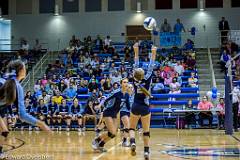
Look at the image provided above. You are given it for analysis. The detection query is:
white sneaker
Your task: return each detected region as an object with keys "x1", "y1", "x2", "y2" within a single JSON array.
[
  {"x1": 28, "y1": 126, "x2": 32, "y2": 131},
  {"x1": 92, "y1": 139, "x2": 99, "y2": 150},
  {"x1": 131, "y1": 143, "x2": 136, "y2": 156},
  {"x1": 122, "y1": 141, "x2": 130, "y2": 147},
  {"x1": 58, "y1": 126, "x2": 62, "y2": 131},
  {"x1": 82, "y1": 127, "x2": 86, "y2": 132},
  {"x1": 144, "y1": 152, "x2": 150, "y2": 160},
  {"x1": 66, "y1": 128, "x2": 70, "y2": 132},
  {"x1": 78, "y1": 128, "x2": 82, "y2": 132}
]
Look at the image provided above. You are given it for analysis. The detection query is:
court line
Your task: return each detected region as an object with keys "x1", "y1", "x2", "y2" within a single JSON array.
[
  {"x1": 231, "y1": 135, "x2": 240, "y2": 143},
  {"x1": 92, "y1": 142, "x2": 121, "y2": 160}
]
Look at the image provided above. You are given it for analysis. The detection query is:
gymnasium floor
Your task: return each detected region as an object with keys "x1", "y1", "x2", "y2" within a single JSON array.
[{"x1": 2, "y1": 129, "x2": 240, "y2": 160}]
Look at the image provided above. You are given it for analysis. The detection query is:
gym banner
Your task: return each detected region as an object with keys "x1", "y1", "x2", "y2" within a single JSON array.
[{"x1": 160, "y1": 32, "x2": 181, "y2": 47}]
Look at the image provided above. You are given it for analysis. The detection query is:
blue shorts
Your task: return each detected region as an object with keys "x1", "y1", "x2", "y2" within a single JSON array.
[
  {"x1": 103, "y1": 108, "x2": 118, "y2": 119},
  {"x1": 120, "y1": 111, "x2": 130, "y2": 118},
  {"x1": 131, "y1": 102, "x2": 150, "y2": 116}
]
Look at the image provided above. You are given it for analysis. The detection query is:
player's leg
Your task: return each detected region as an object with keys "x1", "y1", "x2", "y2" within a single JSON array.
[
  {"x1": 140, "y1": 113, "x2": 151, "y2": 160},
  {"x1": 121, "y1": 112, "x2": 130, "y2": 147},
  {"x1": 129, "y1": 113, "x2": 141, "y2": 156}
]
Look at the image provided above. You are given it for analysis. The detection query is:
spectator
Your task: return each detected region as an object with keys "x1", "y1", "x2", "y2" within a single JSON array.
[
  {"x1": 197, "y1": 96, "x2": 214, "y2": 127},
  {"x1": 52, "y1": 90, "x2": 64, "y2": 105},
  {"x1": 37, "y1": 99, "x2": 48, "y2": 122},
  {"x1": 169, "y1": 77, "x2": 181, "y2": 101},
  {"x1": 219, "y1": 17, "x2": 230, "y2": 44},
  {"x1": 38, "y1": 90, "x2": 51, "y2": 105},
  {"x1": 174, "y1": 18, "x2": 185, "y2": 33},
  {"x1": 64, "y1": 82, "x2": 77, "y2": 100},
  {"x1": 33, "y1": 39, "x2": 42, "y2": 52},
  {"x1": 175, "y1": 73, "x2": 182, "y2": 86},
  {"x1": 232, "y1": 86, "x2": 240, "y2": 132},
  {"x1": 71, "y1": 98, "x2": 84, "y2": 132},
  {"x1": 216, "y1": 98, "x2": 225, "y2": 129},
  {"x1": 88, "y1": 78, "x2": 99, "y2": 93},
  {"x1": 58, "y1": 99, "x2": 71, "y2": 131},
  {"x1": 21, "y1": 39, "x2": 29, "y2": 51},
  {"x1": 104, "y1": 35, "x2": 112, "y2": 48},
  {"x1": 164, "y1": 73, "x2": 172, "y2": 87},
  {"x1": 174, "y1": 61, "x2": 184, "y2": 75},
  {"x1": 160, "y1": 18, "x2": 172, "y2": 32},
  {"x1": 152, "y1": 78, "x2": 165, "y2": 93},
  {"x1": 185, "y1": 55, "x2": 196, "y2": 70},
  {"x1": 58, "y1": 79, "x2": 67, "y2": 93},
  {"x1": 184, "y1": 39, "x2": 194, "y2": 51},
  {"x1": 94, "y1": 35, "x2": 103, "y2": 50},
  {"x1": 220, "y1": 49, "x2": 231, "y2": 73},
  {"x1": 188, "y1": 72, "x2": 198, "y2": 88},
  {"x1": 83, "y1": 100, "x2": 98, "y2": 129}
]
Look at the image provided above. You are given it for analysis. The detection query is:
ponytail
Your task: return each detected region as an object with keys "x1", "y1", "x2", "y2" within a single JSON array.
[{"x1": 0, "y1": 79, "x2": 17, "y2": 105}]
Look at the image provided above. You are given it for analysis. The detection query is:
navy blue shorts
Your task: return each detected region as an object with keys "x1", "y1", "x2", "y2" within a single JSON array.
[
  {"x1": 131, "y1": 103, "x2": 150, "y2": 116},
  {"x1": 103, "y1": 108, "x2": 118, "y2": 118},
  {"x1": 120, "y1": 111, "x2": 130, "y2": 118}
]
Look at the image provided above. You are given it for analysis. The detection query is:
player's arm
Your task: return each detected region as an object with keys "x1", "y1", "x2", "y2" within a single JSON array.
[
  {"x1": 145, "y1": 45, "x2": 157, "y2": 80},
  {"x1": 133, "y1": 42, "x2": 139, "y2": 68}
]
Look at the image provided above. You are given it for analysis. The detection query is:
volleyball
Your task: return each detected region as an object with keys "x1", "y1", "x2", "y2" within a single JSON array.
[{"x1": 143, "y1": 17, "x2": 157, "y2": 31}]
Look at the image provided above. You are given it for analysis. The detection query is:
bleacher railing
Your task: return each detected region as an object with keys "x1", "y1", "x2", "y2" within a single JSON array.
[{"x1": 208, "y1": 48, "x2": 217, "y2": 89}]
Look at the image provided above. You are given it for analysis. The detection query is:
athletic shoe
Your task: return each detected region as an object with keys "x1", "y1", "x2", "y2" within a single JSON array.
[
  {"x1": 78, "y1": 128, "x2": 82, "y2": 132},
  {"x1": 66, "y1": 127, "x2": 70, "y2": 132},
  {"x1": 82, "y1": 127, "x2": 86, "y2": 132},
  {"x1": 144, "y1": 152, "x2": 150, "y2": 160},
  {"x1": 130, "y1": 143, "x2": 136, "y2": 156},
  {"x1": 122, "y1": 141, "x2": 130, "y2": 147},
  {"x1": 98, "y1": 147, "x2": 107, "y2": 153},
  {"x1": 58, "y1": 126, "x2": 62, "y2": 131},
  {"x1": 28, "y1": 126, "x2": 32, "y2": 131},
  {"x1": 92, "y1": 139, "x2": 99, "y2": 150}
]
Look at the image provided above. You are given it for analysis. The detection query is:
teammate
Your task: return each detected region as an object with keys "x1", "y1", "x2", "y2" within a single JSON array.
[{"x1": 92, "y1": 78, "x2": 130, "y2": 152}]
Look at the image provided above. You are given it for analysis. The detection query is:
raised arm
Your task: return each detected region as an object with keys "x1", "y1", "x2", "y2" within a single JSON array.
[
  {"x1": 145, "y1": 45, "x2": 157, "y2": 80},
  {"x1": 133, "y1": 42, "x2": 139, "y2": 68}
]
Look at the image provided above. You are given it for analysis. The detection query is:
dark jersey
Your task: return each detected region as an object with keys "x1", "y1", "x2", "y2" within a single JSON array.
[
  {"x1": 48, "y1": 103, "x2": 58, "y2": 114},
  {"x1": 37, "y1": 105, "x2": 48, "y2": 115},
  {"x1": 59, "y1": 105, "x2": 70, "y2": 113},
  {"x1": 71, "y1": 105, "x2": 82, "y2": 114}
]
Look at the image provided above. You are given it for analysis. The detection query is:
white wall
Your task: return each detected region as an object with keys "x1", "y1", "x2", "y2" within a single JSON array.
[{"x1": 4, "y1": 0, "x2": 240, "y2": 51}]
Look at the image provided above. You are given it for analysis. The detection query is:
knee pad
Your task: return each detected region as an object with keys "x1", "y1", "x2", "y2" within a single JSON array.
[
  {"x1": 123, "y1": 128, "x2": 129, "y2": 133},
  {"x1": 143, "y1": 132, "x2": 150, "y2": 137},
  {"x1": 1, "y1": 131, "x2": 9, "y2": 138},
  {"x1": 107, "y1": 131, "x2": 116, "y2": 139},
  {"x1": 129, "y1": 128, "x2": 135, "y2": 132}
]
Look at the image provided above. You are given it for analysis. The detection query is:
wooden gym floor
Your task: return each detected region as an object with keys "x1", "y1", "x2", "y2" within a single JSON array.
[{"x1": 2, "y1": 129, "x2": 240, "y2": 160}]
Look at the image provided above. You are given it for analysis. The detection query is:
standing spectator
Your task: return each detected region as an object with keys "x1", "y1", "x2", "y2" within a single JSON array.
[
  {"x1": 174, "y1": 19, "x2": 185, "y2": 33},
  {"x1": 219, "y1": 17, "x2": 230, "y2": 44},
  {"x1": 88, "y1": 78, "x2": 99, "y2": 92},
  {"x1": 104, "y1": 35, "x2": 112, "y2": 48},
  {"x1": 232, "y1": 86, "x2": 240, "y2": 132},
  {"x1": 220, "y1": 49, "x2": 231, "y2": 73},
  {"x1": 216, "y1": 98, "x2": 225, "y2": 129},
  {"x1": 160, "y1": 18, "x2": 172, "y2": 32}
]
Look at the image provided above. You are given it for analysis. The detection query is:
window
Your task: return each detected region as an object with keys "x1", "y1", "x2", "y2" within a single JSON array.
[
  {"x1": 0, "y1": 0, "x2": 8, "y2": 15},
  {"x1": 39, "y1": 0, "x2": 55, "y2": 13},
  {"x1": 63, "y1": 0, "x2": 79, "y2": 12},
  {"x1": 180, "y1": 0, "x2": 198, "y2": 9},
  {"x1": 232, "y1": 0, "x2": 240, "y2": 7},
  {"x1": 85, "y1": 0, "x2": 101, "y2": 12},
  {"x1": 16, "y1": 0, "x2": 32, "y2": 14},
  {"x1": 205, "y1": 0, "x2": 223, "y2": 8},
  {"x1": 155, "y1": 0, "x2": 172, "y2": 9},
  {"x1": 108, "y1": 0, "x2": 124, "y2": 11},
  {"x1": 131, "y1": 0, "x2": 148, "y2": 11}
]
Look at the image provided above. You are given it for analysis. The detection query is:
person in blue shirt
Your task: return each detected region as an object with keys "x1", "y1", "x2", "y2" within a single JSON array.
[
  {"x1": 70, "y1": 98, "x2": 84, "y2": 132},
  {"x1": 58, "y1": 99, "x2": 71, "y2": 131},
  {"x1": 129, "y1": 43, "x2": 156, "y2": 160},
  {"x1": 0, "y1": 60, "x2": 50, "y2": 154},
  {"x1": 92, "y1": 78, "x2": 130, "y2": 152},
  {"x1": 37, "y1": 99, "x2": 48, "y2": 122},
  {"x1": 47, "y1": 98, "x2": 59, "y2": 128},
  {"x1": 174, "y1": 18, "x2": 185, "y2": 33},
  {"x1": 64, "y1": 82, "x2": 77, "y2": 100}
]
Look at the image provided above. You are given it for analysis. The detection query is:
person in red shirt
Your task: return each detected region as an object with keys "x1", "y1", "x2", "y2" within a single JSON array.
[{"x1": 197, "y1": 96, "x2": 214, "y2": 127}]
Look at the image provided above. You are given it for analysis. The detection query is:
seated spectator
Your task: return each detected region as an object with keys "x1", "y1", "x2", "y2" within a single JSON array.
[
  {"x1": 88, "y1": 78, "x2": 99, "y2": 92},
  {"x1": 83, "y1": 100, "x2": 98, "y2": 129},
  {"x1": 174, "y1": 61, "x2": 185, "y2": 75},
  {"x1": 52, "y1": 90, "x2": 64, "y2": 105},
  {"x1": 64, "y1": 82, "x2": 77, "y2": 100},
  {"x1": 111, "y1": 71, "x2": 122, "y2": 84},
  {"x1": 34, "y1": 79, "x2": 42, "y2": 93},
  {"x1": 94, "y1": 35, "x2": 103, "y2": 50},
  {"x1": 188, "y1": 72, "x2": 198, "y2": 88},
  {"x1": 38, "y1": 90, "x2": 51, "y2": 105},
  {"x1": 185, "y1": 55, "x2": 196, "y2": 70},
  {"x1": 71, "y1": 98, "x2": 84, "y2": 132},
  {"x1": 175, "y1": 73, "x2": 182, "y2": 86},
  {"x1": 41, "y1": 74, "x2": 48, "y2": 87},
  {"x1": 152, "y1": 78, "x2": 165, "y2": 93},
  {"x1": 184, "y1": 39, "x2": 194, "y2": 50},
  {"x1": 58, "y1": 99, "x2": 71, "y2": 131},
  {"x1": 216, "y1": 98, "x2": 225, "y2": 129},
  {"x1": 58, "y1": 79, "x2": 67, "y2": 93},
  {"x1": 197, "y1": 96, "x2": 214, "y2": 127},
  {"x1": 37, "y1": 99, "x2": 48, "y2": 122},
  {"x1": 169, "y1": 77, "x2": 181, "y2": 101},
  {"x1": 47, "y1": 98, "x2": 59, "y2": 128},
  {"x1": 33, "y1": 39, "x2": 42, "y2": 52},
  {"x1": 164, "y1": 73, "x2": 172, "y2": 87},
  {"x1": 112, "y1": 82, "x2": 119, "y2": 90},
  {"x1": 100, "y1": 76, "x2": 112, "y2": 93},
  {"x1": 185, "y1": 99, "x2": 196, "y2": 127},
  {"x1": 24, "y1": 90, "x2": 37, "y2": 105}
]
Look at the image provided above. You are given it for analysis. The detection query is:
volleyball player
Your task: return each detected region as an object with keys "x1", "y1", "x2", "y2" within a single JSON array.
[
  {"x1": 0, "y1": 60, "x2": 51, "y2": 154},
  {"x1": 92, "y1": 78, "x2": 130, "y2": 152},
  {"x1": 129, "y1": 43, "x2": 157, "y2": 160},
  {"x1": 119, "y1": 83, "x2": 134, "y2": 147}
]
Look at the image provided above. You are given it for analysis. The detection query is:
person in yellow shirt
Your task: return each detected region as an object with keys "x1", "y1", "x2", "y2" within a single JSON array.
[{"x1": 52, "y1": 90, "x2": 64, "y2": 105}]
